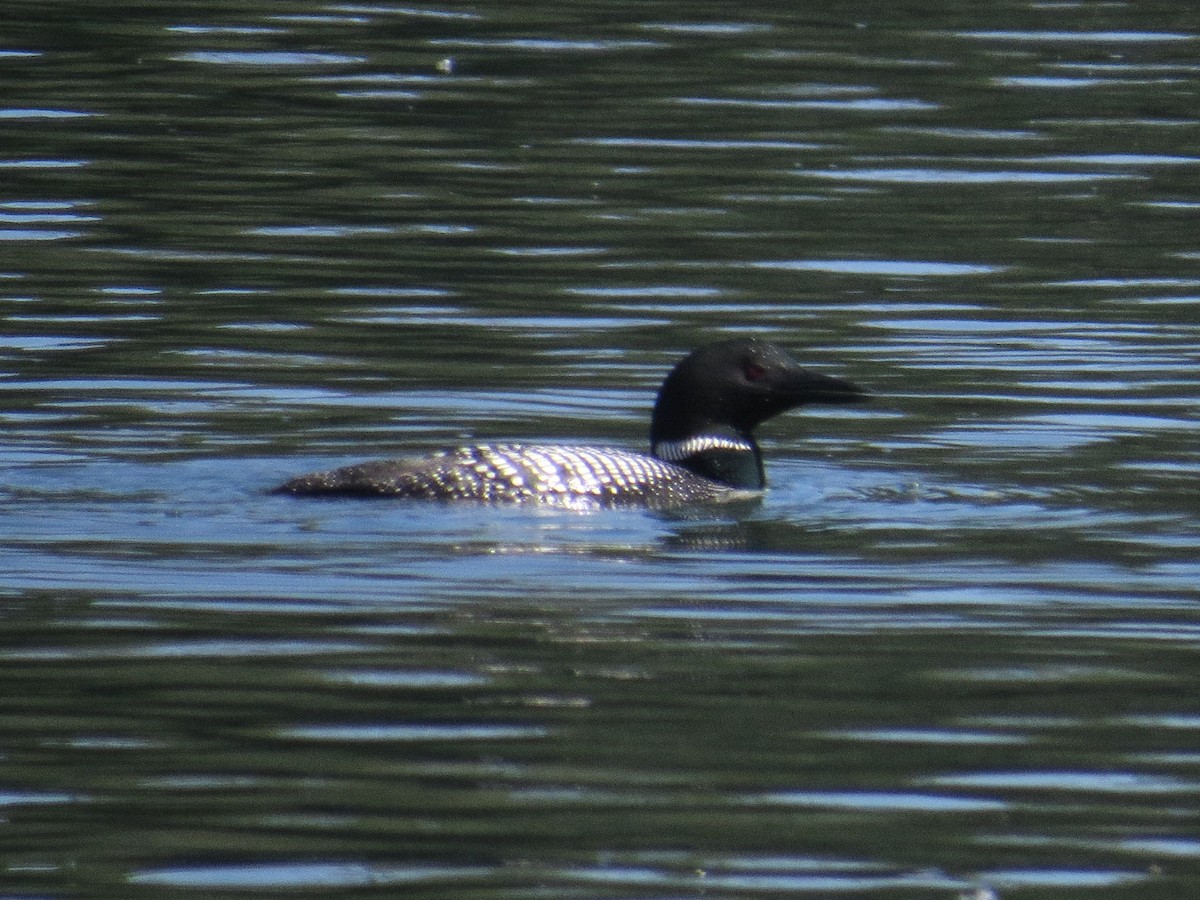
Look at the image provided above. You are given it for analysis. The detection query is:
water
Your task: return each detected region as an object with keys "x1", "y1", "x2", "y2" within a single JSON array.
[{"x1": 1, "y1": 1, "x2": 1198, "y2": 897}]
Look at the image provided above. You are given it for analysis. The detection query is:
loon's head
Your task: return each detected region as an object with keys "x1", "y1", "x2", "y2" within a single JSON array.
[{"x1": 650, "y1": 338, "x2": 866, "y2": 489}]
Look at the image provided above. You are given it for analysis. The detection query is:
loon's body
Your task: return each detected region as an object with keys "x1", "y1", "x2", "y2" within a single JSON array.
[{"x1": 272, "y1": 339, "x2": 866, "y2": 509}]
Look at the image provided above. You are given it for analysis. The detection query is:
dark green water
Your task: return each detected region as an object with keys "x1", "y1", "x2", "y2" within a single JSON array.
[{"x1": 1, "y1": 1, "x2": 1198, "y2": 897}]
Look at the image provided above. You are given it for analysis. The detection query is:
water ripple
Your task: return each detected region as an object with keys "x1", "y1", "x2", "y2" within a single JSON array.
[
  {"x1": 172, "y1": 50, "x2": 364, "y2": 66},
  {"x1": 949, "y1": 30, "x2": 1196, "y2": 43},
  {"x1": 795, "y1": 167, "x2": 1136, "y2": 184},
  {"x1": 921, "y1": 771, "x2": 1200, "y2": 794},
  {"x1": 279, "y1": 723, "x2": 549, "y2": 742},
  {"x1": 130, "y1": 862, "x2": 492, "y2": 889},
  {"x1": 752, "y1": 259, "x2": 1002, "y2": 276},
  {"x1": 755, "y1": 790, "x2": 1008, "y2": 812}
]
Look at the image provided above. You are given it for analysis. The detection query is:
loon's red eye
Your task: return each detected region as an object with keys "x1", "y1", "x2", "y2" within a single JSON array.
[{"x1": 743, "y1": 362, "x2": 766, "y2": 381}]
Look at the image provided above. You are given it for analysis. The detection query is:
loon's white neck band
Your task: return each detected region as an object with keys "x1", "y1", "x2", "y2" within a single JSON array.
[{"x1": 652, "y1": 434, "x2": 755, "y2": 462}]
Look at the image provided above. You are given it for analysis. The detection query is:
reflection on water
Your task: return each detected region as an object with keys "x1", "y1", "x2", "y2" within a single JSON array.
[{"x1": 1, "y1": 0, "x2": 1199, "y2": 896}]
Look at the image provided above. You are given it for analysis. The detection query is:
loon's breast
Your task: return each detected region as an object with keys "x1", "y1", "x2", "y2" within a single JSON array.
[{"x1": 271, "y1": 443, "x2": 754, "y2": 509}]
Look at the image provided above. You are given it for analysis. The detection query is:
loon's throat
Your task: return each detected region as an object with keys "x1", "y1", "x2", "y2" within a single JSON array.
[{"x1": 652, "y1": 434, "x2": 764, "y2": 490}]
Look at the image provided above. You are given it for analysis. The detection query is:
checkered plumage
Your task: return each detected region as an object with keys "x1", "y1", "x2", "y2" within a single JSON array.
[{"x1": 275, "y1": 443, "x2": 747, "y2": 509}]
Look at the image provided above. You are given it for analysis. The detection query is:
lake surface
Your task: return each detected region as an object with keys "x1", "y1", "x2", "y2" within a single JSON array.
[{"x1": 2, "y1": 1, "x2": 1198, "y2": 897}]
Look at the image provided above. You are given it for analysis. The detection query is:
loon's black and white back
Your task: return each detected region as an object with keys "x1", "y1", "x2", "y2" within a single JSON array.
[{"x1": 272, "y1": 339, "x2": 866, "y2": 509}]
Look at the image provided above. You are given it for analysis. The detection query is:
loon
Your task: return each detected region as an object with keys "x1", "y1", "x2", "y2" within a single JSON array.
[{"x1": 271, "y1": 338, "x2": 866, "y2": 508}]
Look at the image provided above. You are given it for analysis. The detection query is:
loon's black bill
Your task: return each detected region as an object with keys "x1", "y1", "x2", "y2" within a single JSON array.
[{"x1": 791, "y1": 370, "x2": 869, "y2": 405}]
